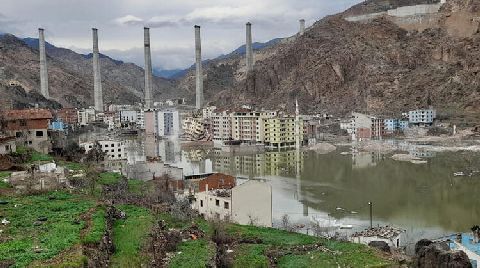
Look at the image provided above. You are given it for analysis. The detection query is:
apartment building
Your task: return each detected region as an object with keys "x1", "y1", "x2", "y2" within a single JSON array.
[
  {"x1": 408, "y1": 108, "x2": 436, "y2": 126},
  {"x1": 212, "y1": 109, "x2": 233, "y2": 143},
  {"x1": 80, "y1": 140, "x2": 127, "y2": 160},
  {"x1": 263, "y1": 116, "x2": 303, "y2": 149}
]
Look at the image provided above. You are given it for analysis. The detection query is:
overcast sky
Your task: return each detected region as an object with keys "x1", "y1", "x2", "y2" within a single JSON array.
[{"x1": 0, "y1": 0, "x2": 361, "y2": 70}]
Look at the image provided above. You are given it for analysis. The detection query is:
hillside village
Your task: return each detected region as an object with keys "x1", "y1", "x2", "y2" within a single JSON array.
[{"x1": 1, "y1": 0, "x2": 480, "y2": 267}]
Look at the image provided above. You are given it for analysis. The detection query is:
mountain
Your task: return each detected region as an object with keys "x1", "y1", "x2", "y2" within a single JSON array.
[
  {"x1": 0, "y1": 35, "x2": 186, "y2": 109},
  {"x1": 154, "y1": 38, "x2": 283, "y2": 80},
  {"x1": 177, "y1": 0, "x2": 480, "y2": 124}
]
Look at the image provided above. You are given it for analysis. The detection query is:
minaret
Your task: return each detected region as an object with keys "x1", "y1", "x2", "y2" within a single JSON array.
[
  {"x1": 295, "y1": 98, "x2": 302, "y2": 201},
  {"x1": 195, "y1": 25, "x2": 204, "y2": 109},
  {"x1": 92, "y1": 28, "x2": 103, "y2": 112},
  {"x1": 246, "y1": 22, "x2": 254, "y2": 72},
  {"x1": 144, "y1": 27, "x2": 153, "y2": 109},
  {"x1": 299, "y1": 19, "x2": 306, "y2": 35},
  {"x1": 38, "y1": 28, "x2": 49, "y2": 99}
]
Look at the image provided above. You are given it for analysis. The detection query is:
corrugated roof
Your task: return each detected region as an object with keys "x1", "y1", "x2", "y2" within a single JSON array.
[{"x1": 3, "y1": 109, "x2": 53, "y2": 120}]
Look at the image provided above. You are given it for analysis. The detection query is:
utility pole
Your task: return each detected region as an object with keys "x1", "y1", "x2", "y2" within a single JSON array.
[{"x1": 368, "y1": 201, "x2": 373, "y2": 228}]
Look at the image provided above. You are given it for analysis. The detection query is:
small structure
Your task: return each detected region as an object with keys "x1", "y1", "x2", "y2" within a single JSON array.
[
  {"x1": 0, "y1": 136, "x2": 16, "y2": 155},
  {"x1": 350, "y1": 226, "x2": 405, "y2": 248}
]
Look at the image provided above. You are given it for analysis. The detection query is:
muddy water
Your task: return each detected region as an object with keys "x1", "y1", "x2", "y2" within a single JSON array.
[{"x1": 113, "y1": 135, "x2": 480, "y2": 248}]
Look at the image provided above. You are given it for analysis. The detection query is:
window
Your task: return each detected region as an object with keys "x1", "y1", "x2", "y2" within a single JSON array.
[
  {"x1": 111, "y1": 149, "x2": 114, "y2": 152},
  {"x1": 19, "y1": 120, "x2": 27, "y2": 126},
  {"x1": 200, "y1": 200, "x2": 203, "y2": 207},
  {"x1": 118, "y1": 154, "x2": 121, "y2": 158},
  {"x1": 224, "y1": 202, "x2": 229, "y2": 209},
  {"x1": 35, "y1": 131, "x2": 44, "y2": 137},
  {"x1": 216, "y1": 199, "x2": 220, "y2": 206},
  {"x1": 118, "y1": 149, "x2": 121, "y2": 152}
]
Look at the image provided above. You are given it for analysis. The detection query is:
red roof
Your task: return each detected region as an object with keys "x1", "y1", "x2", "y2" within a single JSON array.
[{"x1": 3, "y1": 109, "x2": 53, "y2": 120}]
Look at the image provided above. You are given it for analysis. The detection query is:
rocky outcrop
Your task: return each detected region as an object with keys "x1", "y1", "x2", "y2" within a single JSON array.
[
  {"x1": 175, "y1": 0, "x2": 480, "y2": 125},
  {"x1": 413, "y1": 239, "x2": 472, "y2": 268}
]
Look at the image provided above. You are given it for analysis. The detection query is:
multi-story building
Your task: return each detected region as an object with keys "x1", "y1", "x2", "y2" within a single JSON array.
[
  {"x1": 231, "y1": 109, "x2": 262, "y2": 144},
  {"x1": 157, "y1": 110, "x2": 180, "y2": 136},
  {"x1": 212, "y1": 109, "x2": 233, "y2": 144},
  {"x1": 263, "y1": 116, "x2": 303, "y2": 149},
  {"x1": 408, "y1": 108, "x2": 436, "y2": 126},
  {"x1": 202, "y1": 106, "x2": 217, "y2": 119},
  {"x1": 77, "y1": 108, "x2": 96, "y2": 126},
  {"x1": 351, "y1": 112, "x2": 384, "y2": 141},
  {"x1": 2, "y1": 109, "x2": 53, "y2": 154},
  {"x1": 80, "y1": 140, "x2": 127, "y2": 160},
  {"x1": 384, "y1": 119, "x2": 399, "y2": 134},
  {"x1": 56, "y1": 108, "x2": 78, "y2": 126},
  {"x1": 182, "y1": 117, "x2": 208, "y2": 141}
]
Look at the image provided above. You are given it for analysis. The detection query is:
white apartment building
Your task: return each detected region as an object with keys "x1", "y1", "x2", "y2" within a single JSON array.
[
  {"x1": 212, "y1": 110, "x2": 233, "y2": 143},
  {"x1": 157, "y1": 110, "x2": 180, "y2": 136},
  {"x1": 202, "y1": 106, "x2": 217, "y2": 119},
  {"x1": 80, "y1": 140, "x2": 127, "y2": 160},
  {"x1": 408, "y1": 108, "x2": 436, "y2": 125},
  {"x1": 120, "y1": 110, "x2": 145, "y2": 129},
  {"x1": 77, "y1": 108, "x2": 96, "y2": 126}
]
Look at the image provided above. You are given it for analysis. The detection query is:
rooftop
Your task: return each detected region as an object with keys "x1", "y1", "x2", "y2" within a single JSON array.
[
  {"x1": 3, "y1": 109, "x2": 53, "y2": 120},
  {"x1": 351, "y1": 226, "x2": 405, "y2": 239}
]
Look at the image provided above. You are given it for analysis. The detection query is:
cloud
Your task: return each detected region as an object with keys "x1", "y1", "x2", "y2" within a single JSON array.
[{"x1": 114, "y1": 15, "x2": 144, "y2": 26}]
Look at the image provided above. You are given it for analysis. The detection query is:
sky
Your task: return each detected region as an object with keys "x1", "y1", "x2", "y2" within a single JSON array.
[{"x1": 0, "y1": 0, "x2": 362, "y2": 70}]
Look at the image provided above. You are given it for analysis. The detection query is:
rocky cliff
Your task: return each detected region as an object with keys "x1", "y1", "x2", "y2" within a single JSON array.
[
  {"x1": 0, "y1": 34, "x2": 184, "y2": 109},
  {"x1": 178, "y1": 0, "x2": 480, "y2": 124}
]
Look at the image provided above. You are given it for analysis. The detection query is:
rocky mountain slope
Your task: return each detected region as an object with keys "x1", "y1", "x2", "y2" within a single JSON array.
[
  {"x1": 0, "y1": 34, "x2": 184, "y2": 109},
  {"x1": 179, "y1": 0, "x2": 480, "y2": 122}
]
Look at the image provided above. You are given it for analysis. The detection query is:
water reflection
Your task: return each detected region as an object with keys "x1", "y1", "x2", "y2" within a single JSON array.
[{"x1": 80, "y1": 132, "x2": 480, "y2": 247}]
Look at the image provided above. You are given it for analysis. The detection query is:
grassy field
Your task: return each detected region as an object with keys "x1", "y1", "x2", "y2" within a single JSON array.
[
  {"x1": 0, "y1": 192, "x2": 94, "y2": 267},
  {"x1": 0, "y1": 171, "x2": 12, "y2": 189},
  {"x1": 98, "y1": 172, "x2": 122, "y2": 186},
  {"x1": 110, "y1": 205, "x2": 154, "y2": 268},
  {"x1": 82, "y1": 207, "x2": 106, "y2": 245}
]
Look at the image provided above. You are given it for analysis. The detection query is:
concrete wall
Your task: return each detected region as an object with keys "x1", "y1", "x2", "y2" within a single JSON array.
[
  {"x1": 232, "y1": 180, "x2": 272, "y2": 227},
  {"x1": 193, "y1": 191, "x2": 232, "y2": 221}
]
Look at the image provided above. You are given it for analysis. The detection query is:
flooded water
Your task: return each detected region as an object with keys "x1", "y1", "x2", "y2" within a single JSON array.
[{"x1": 80, "y1": 131, "x2": 480, "y2": 249}]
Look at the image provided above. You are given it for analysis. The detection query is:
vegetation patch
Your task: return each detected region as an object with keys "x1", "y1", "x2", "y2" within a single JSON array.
[
  {"x1": 110, "y1": 205, "x2": 154, "y2": 267},
  {"x1": 98, "y1": 172, "x2": 122, "y2": 186},
  {"x1": 0, "y1": 192, "x2": 94, "y2": 267},
  {"x1": 62, "y1": 162, "x2": 86, "y2": 171},
  {"x1": 227, "y1": 224, "x2": 317, "y2": 246},
  {"x1": 233, "y1": 244, "x2": 268, "y2": 268},
  {"x1": 127, "y1": 179, "x2": 146, "y2": 195},
  {"x1": 168, "y1": 239, "x2": 215, "y2": 268},
  {"x1": 30, "y1": 151, "x2": 54, "y2": 162},
  {"x1": 82, "y1": 207, "x2": 106, "y2": 245}
]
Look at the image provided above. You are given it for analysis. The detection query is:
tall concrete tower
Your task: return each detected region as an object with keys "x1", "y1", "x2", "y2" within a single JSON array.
[
  {"x1": 144, "y1": 27, "x2": 153, "y2": 109},
  {"x1": 299, "y1": 19, "x2": 306, "y2": 35},
  {"x1": 246, "y1": 22, "x2": 254, "y2": 72},
  {"x1": 195, "y1": 25, "x2": 204, "y2": 109},
  {"x1": 38, "y1": 28, "x2": 49, "y2": 99},
  {"x1": 92, "y1": 28, "x2": 104, "y2": 112}
]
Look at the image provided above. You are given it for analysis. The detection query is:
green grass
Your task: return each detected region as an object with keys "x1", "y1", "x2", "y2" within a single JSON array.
[
  {"x1": 111, "y1": 205, "x2": 154, "y2": 268},
  {"x1": 168, "y1": 239, "x2": 215, "y2": 268},
  {"x1": 233, "y1": 244, "x2": 268, "y2": 268},
  {"x1": 227, "y1": 224, "x2": 317, "y2": 246},
  {"x1": 0, "y1": 192, "x2": 94, "y2": 267},
  {"x1": 98, "y1": 172, "x2": 122, "y2": 186},
  {"x1": 62, "y1": 162, "x2": 86, "y2": 171},
  {"x1": 127, "y1": 179, "x2": 146, "y2": 195},
  {"x1": 82, "y1": 207, "x2": 106, "y2": 245},
  {"x1": 0, "y1": 171, "x2": 12, "y2": 189},
  {"x1": 271, "y1": 238, "x2": 390, "y2": 268},
  {"x1": 30, "y1": 151, "x2": 54, "y2": 162}
]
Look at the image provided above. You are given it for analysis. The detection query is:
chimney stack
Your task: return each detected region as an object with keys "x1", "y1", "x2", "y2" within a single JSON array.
[
  {"x1": 92, "y1": 28, "x2": 104, "y2": 112},
  {"x1": 38, "y1": 28, "x2": 49, "y2": 99},
  {"x1": 144, "y1": 27, "x2": 153, "y2": 109},
  {"x1": 299, "y1": 19, "x2": 306, "y2": 35},
  {"x1": 195, "y1": 25, "x2": 203, "y2": 109},
  {"x1": 246, "y1": 22, "x2": 254, "y2": 72}
]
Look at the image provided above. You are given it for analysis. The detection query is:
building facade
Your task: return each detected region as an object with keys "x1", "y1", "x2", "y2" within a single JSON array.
[
  {"x1": 2, "y1": 109, "x2": 52, "y2": 154},
  {"x1": 212, "y1": 110, "x2": 233, "y2": 144},
  {"x1": 263, "y1": 116, "x2": 303, "y2": 149},
  {"x1": 80, "y1": 140, "x2": 127, "y2": 160},
  {"x1": 408, "y1": 108, "x2": 436, "y2": 125}
]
